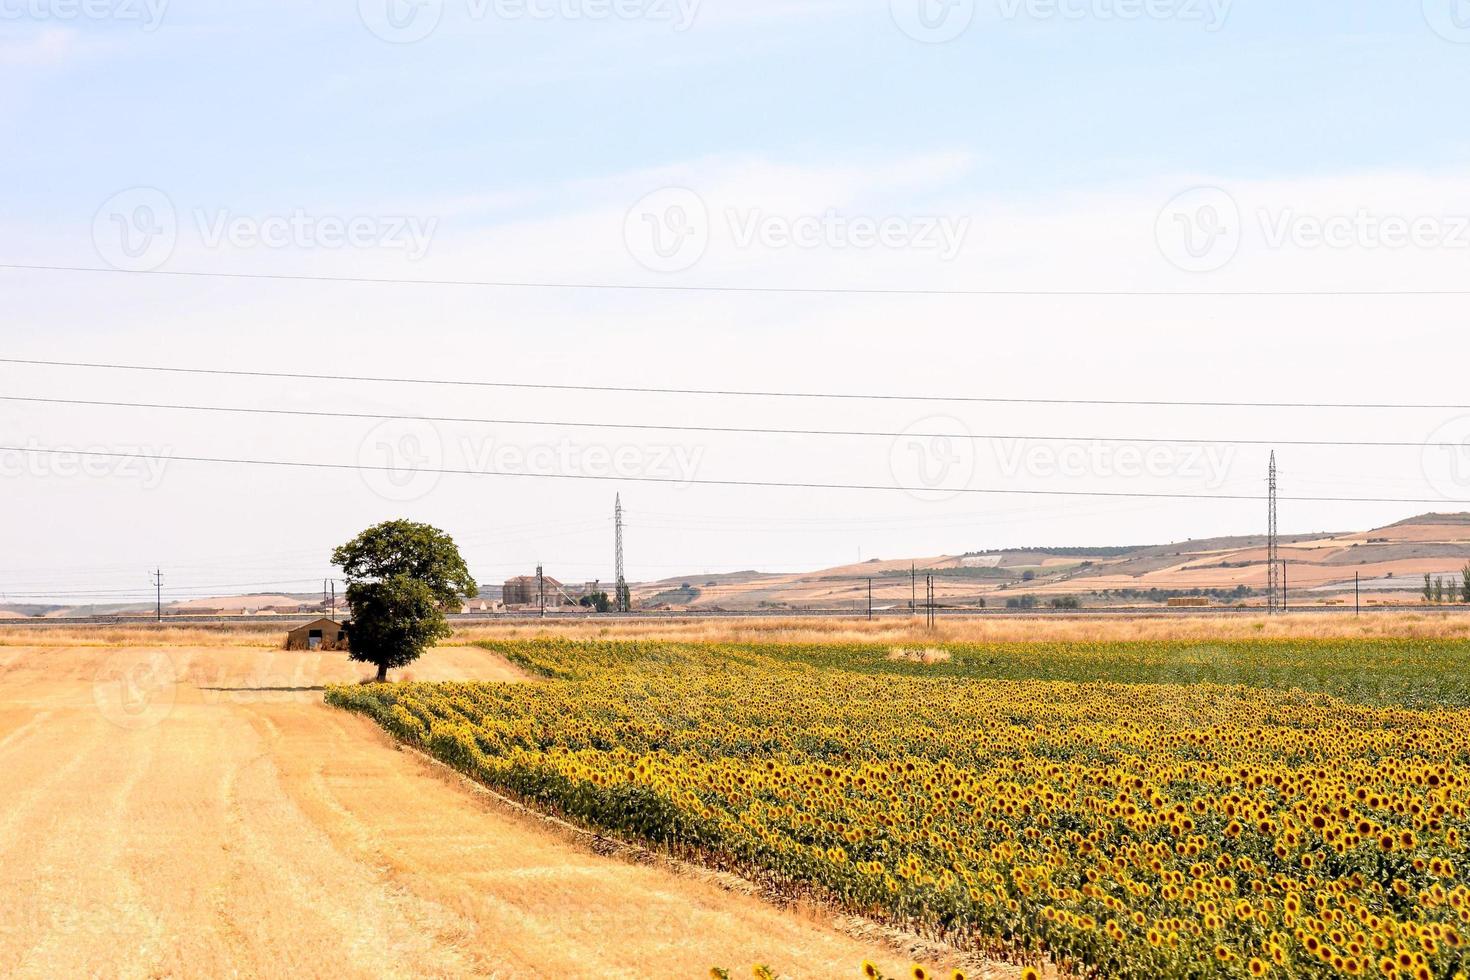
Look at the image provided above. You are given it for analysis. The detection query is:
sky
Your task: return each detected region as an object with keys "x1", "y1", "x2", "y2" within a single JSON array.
[{"x1": 2, "y1": 0, "x2": 1470, "y2": 604}]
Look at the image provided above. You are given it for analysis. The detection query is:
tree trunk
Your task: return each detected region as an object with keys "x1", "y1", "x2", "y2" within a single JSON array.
[{"x1": 376, "y1": 663, "x2": 388, "y2": 683}]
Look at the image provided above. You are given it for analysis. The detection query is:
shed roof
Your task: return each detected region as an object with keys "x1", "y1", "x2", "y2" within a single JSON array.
[{"x1": 288, "y1": 618, "x2": 344, "y2": 635}]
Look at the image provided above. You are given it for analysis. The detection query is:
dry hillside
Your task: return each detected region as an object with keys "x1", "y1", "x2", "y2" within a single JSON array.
[{"x1": 630, "y1": 513, "x2": 1470, "y2": 612}]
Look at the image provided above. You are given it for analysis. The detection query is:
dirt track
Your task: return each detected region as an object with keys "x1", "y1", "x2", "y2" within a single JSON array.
[{"x1": 0, "y1": 644, "x2": 961, "y2": 979}]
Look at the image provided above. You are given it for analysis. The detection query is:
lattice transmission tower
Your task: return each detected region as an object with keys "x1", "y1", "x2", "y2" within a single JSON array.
[
  {"x1": 614, "y1": 494, "x2": 630, "y2": 613},
  {"x1": 1266, "y1": 452, "x2": 1280, "y2": 614}
]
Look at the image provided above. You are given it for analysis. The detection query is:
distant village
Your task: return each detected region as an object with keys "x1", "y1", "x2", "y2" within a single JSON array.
[{"x1": 113, "y1": 573, "x2": 607, "y2": 620}]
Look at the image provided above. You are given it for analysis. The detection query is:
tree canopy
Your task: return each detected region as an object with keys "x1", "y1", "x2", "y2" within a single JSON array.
[{"x1": 332, "y1": 520, "x2": 477, "y2": 681}]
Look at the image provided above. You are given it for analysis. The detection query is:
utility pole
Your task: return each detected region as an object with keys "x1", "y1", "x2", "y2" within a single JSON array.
[
  {"x1": 911, "y1": 563, "x2": 916, "y2": 617},
  {"x1": 925, "y1": 574, "x2": 936, "y2": 630},
  {"x1": 150, "y1": 568, "x2": 163, "y2": 623},
  {"x1": 1355, "y1": 571, "x2": 1360, "y2": 616},
  {"x1": 1281, "y1": 560, "x2": 1288, "y2": 614},
  {"x1": 867, "y1": 578, "x2": 873, "y2": 621},
  {"x1": 537, "y1": 563, "x2": 545, "y2": 619},
  {"x1": 614, "y1": 494, "x2": 629, "y2": 613},
  {"x1": 1266, "y1": 452, "x2": 1280, "y2": 614}
]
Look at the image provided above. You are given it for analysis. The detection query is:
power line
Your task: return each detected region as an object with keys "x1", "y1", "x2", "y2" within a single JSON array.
[
  {"x1": 0, "y1": 577, "x2": 331, "y2": 598},
  {"x1": 0, "y1": 393, "x2": 1462, "y2": 449},
  {"x1": 2, "y1": 443, "x2": 1468, "y2": 505},
  {"x1": 6, "y1": 263, "x2": 1470, "y2": 297},
  {"x1": 2, "y1": 356, "x2": 1468, "y2": 410}
]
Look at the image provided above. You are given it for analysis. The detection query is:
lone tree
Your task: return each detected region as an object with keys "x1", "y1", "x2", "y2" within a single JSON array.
[{"x1": 332, "y1": 520, "x2": 477, "y2": 682}]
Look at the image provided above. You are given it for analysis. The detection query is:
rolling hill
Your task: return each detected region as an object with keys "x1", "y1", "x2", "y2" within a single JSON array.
[{"x1": 629, "y1": 513, "x2": 1470, "y2": 612}]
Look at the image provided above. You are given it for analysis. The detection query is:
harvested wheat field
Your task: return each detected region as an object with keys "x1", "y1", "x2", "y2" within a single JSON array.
[{"x1": 0, "y1": 642, "x2": 972, "y2": 980}]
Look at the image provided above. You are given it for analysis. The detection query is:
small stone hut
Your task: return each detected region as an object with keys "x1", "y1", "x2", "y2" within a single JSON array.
[{"x1": 285, "y1": 618, "x2": 349, "y2": 652}]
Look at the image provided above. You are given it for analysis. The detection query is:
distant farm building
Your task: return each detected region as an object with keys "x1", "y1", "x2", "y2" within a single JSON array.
[
  {"x1": 502, "y1": 576, "x2": 542, "y2": 606},
  {"x1": 285, "y1": 618, "x2": 349, "y2": 651},
  {"x1": 502, "y1": 575, "x2": 580, "y2": 608}
]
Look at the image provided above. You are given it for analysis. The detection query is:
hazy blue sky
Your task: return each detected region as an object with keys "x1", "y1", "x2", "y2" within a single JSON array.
[{"x1": 3, "y1": 1, "x2": 1470, "y2": 602}]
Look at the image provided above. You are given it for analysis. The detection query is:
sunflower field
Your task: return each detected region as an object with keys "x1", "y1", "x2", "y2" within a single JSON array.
[{"x1": 326, "y1": 637, "x2": 1470, "y2": 979}]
